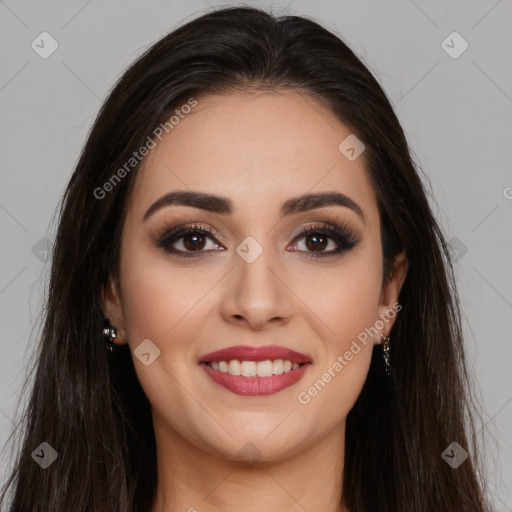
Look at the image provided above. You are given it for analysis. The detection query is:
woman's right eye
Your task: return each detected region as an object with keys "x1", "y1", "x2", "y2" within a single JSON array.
[{"x1": 157, "y1": 224, "x2": 225, "y2": 258}]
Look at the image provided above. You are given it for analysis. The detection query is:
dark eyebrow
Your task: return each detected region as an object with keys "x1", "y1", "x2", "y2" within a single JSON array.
[
  {"x1": 143, "y1": 190, "x2": 365, "y2": 223},
  {"x1": 280, "y1": 191, "x2": 365, "y2": 223},
  {"x1": 143, "y1": 191, "x2": 233, "y2": 221}
]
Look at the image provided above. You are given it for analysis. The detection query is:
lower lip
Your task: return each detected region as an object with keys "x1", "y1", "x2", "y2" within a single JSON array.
[{"x1": 200, "y1": 362, "x2": 311, "y2": 396}]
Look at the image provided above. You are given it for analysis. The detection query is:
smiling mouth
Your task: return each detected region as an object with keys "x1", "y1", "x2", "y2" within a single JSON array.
[
  {"x1": 200, "y1": 360, "x2": 312, "y2": 396},
  {"x1": 198, "y1": 344, "x2": 312, "y2": 395},
  {"x1": 204, "y1": 359, "x2": 308, "y2": 377}
]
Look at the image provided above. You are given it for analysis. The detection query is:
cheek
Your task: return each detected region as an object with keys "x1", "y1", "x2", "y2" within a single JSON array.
[
  {"x1": 293, "y1": 251, "x2": 382, "y2": 348},
  {"x1": 117, "y1": 238, "x2": 209, "y2": 421},
  {"x1": 295, "y1": 276, "x2": 379, "y2": 420},
  {"x1": 118, "y1": 233, "x2": 203, "y2": 348},
  {"x1": 291, "y1": 250, "x2": 382, "y2": 408}
]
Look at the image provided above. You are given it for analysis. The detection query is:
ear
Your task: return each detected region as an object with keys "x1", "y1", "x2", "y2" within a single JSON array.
[
  {"x1": 375, "y1": 250, "x2": 408, "y2": 343},
  {"x1": 102, "y1": 276, "x2": 127, "y2": 345}
]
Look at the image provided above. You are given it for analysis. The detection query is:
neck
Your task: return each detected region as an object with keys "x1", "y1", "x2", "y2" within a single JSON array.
[{"x1": 150, "y1": 415, "x2": 349, "y2": 512}]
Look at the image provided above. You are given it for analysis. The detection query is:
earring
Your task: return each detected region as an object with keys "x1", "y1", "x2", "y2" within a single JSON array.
[
  {"x1": 381, "y1": 333, "x2": 391, "y2": 375},
  {"x1": 103, "y1": 319, "x2": 117, "y2": 352}
]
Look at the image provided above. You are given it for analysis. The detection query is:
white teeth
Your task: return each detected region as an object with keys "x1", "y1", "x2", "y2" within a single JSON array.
[
  {"x1": 257, "y1": 360, "x2": 273, "y2": 377},
  {"x1": 241, "y1": 361, "x2": 257, "y2": 377},
  {"x1": 207, "y1": 359, "x2": 304, "y2": 377},
  {"x1": 228, "y1": 360, "x2": 241, "y2": 375},
  {"x1": 272, "y1": 359, "x2": 284, "y2": 375}
]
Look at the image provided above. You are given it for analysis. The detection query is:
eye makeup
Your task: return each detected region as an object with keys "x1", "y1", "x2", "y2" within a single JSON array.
[{"x1": 152, "y1": 214, "x2": 360, "y2": 260}]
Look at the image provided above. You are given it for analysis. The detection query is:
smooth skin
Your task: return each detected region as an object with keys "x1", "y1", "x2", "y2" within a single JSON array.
[{"x1": 103, "y1": 90, "x2": 408, "y2": 512}]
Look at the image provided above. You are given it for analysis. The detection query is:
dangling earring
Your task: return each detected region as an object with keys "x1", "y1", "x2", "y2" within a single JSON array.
[
  {"x1": 103, "y1": 319, "x2": 117, "y2": 352},
  {"x1": 381, "y1": 333, "x2": 391, "y2": 375}
]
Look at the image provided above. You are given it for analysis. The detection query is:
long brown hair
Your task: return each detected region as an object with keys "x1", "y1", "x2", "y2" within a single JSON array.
[{"x1": 0, "y1": 6, "x2": 489, "y2": 511}]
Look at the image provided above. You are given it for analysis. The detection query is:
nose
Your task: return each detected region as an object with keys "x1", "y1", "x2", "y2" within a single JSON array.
[{"x1": 220, "y1": 247, "x2": 294, "y2": 331}]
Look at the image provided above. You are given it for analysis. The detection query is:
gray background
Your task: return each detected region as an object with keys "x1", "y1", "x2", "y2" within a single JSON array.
[{"x1": 1, "y1": 0, "x2": 511, "y2": 509}]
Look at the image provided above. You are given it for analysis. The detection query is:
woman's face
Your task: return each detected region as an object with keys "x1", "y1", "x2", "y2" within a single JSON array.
[{"x1": 104, "y1": 90, "x2": 407, "y2": 462}]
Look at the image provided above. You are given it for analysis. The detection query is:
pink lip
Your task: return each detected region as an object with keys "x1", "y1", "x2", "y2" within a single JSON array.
[
  {"x1": 198, "y1": 345, "x2": 312, "y2": 364},
  {"x1": 200, "y1": 362, "x2": 311, "y2": 396},
  {"x1": 198, "y1": 344, "x2": 312, "y2": 396}
]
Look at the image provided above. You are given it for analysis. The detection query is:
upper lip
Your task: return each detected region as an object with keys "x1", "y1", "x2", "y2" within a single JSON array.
[{"x1": 199, "y1": 345, "x2": 312, "y2": 364}]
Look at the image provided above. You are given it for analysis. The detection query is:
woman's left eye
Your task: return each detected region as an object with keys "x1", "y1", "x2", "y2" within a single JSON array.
[
  {"x1": 156, "y1": 222, "x2": 359, "y2": 259},
  {"x1": 288, "y1": 223, "x2": 359, "y2": 259}
]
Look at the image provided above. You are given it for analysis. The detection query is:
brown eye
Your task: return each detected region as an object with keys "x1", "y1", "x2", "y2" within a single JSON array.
[
  {"x1": 289, "y1": 223, "x2": 359, "y2": 259},
  {"x1": 181, "y1": 231, "x2": 207, "y2": 251},
  {"x1": 157, "y1": 224, "x2": 224, "y2": 258},
  {"x1": 303, "y1": 233, "x2": 330, "y2": 252}
]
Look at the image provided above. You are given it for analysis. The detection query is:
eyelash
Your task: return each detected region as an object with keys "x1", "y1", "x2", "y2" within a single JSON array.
[
  {"x1": 156, "y1": 220, "x2": 359, "y2": 260},
  {"x1": 292, "y1": 222, "x2": 359, "y2": 259}
]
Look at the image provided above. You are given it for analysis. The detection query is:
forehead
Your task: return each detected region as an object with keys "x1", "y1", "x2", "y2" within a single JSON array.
[{"x1": 129, "y1": 90, "x2": 378, "y2": 224}]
